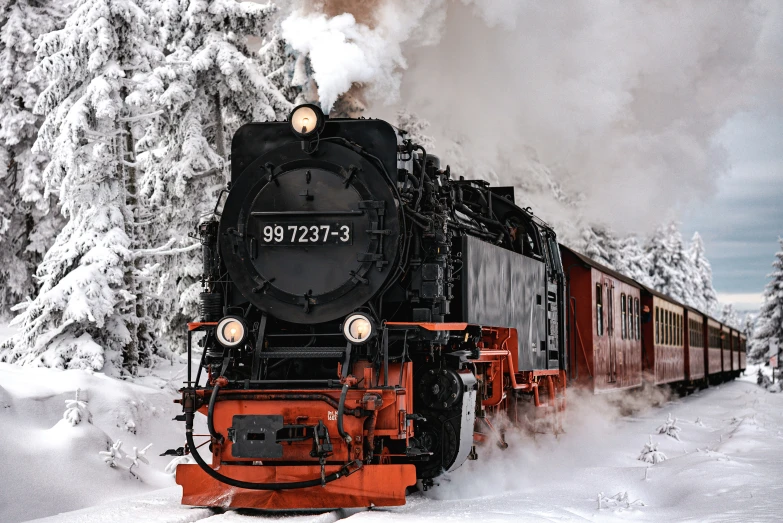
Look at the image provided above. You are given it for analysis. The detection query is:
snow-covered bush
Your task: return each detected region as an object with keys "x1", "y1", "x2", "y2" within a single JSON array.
[
  {"x1": 63, "y1": 388, "x2": 91, "y2": 426},
  {"x1": 597, "y1": 491, "x2": 645, "y2": 510},
  {"x1": 656, "y1": 413, "x2": 681, "y2": 440},
  {"x1": 99, "y1": 440, "x2": 152, "y2": 478},
  {"x1": 99, "y1": 440, "x2": 126, "y2": 469},
  {"x1": 638, "y1": 436, "x2": 667, "y2": 464}
]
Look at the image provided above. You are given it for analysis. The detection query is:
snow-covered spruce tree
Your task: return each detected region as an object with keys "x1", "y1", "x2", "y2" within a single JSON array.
[
  {"x1": 720, "y1": 303, "x2": 740, "y2": 330},
  {"x1": 688, "y1": 232, "x2": 719, "y2": 315},
  {"x1": 615, "y1": 234, "x2": 653, "y2": 288},
  {"x1": 578, "y1": 225, "x2": 653, "y2": 287},
  {"x1": 258, "y1": 24, "x2": 302, "y2": 105},
  {"x1": 134, "y1": 0, "x2": 291, "y2": 347},
  {"x1": 0, "y1": 0, "x2": 163, "y2": 373},
  {"x1": 580, "y1": 224, "x2": 621, "y2": 270},
  {"x1": 0, "y1": 0, "x2": 63, "y2": 315},
  {"x1": 750, "y1": 238, "x2": 783, "y2": 362},
  {"x1": 645, "y1": 222, "x2": 691, "y2": 305}
]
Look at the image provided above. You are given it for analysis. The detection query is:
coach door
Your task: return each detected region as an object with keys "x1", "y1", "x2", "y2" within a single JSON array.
[{"x1": 607, "y1": 279, "x2": 617, "y2": 383}]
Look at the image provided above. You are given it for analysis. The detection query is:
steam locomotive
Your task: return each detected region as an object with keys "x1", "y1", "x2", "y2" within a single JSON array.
[{"x1": 172, "y1": 104, "x2": 568, "y2": 509}]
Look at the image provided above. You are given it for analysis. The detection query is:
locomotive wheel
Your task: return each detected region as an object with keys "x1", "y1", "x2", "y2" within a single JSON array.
[{"x1": 414, "y1": 416, "x2": 459, "y2": 479}]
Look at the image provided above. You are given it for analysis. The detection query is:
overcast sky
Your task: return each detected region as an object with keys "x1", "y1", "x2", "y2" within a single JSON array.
[{"x1": 682, "y1": 109, "x2": 783, "y2": 312}]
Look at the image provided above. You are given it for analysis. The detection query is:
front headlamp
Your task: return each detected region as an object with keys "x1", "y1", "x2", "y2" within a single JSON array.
[
  {"x1": 216, "y1": 316, "x2": 247, "y2": 347},
  {"x1": 342, "y1": 313, "x2": 375, "y2": 344},
  {"x1": 289, "y1": 104, "x2": 324, "y2": 138}
]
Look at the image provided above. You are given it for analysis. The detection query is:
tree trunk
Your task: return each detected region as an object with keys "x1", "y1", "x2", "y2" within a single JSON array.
[
  {"x1": 120, "y1": 86, "x2": 142, "y2": 374},
  {"x1": 214, "y1": 91, "x2": 228, "y2": 184}
]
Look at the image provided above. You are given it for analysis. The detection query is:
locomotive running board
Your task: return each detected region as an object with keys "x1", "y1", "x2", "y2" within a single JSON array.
[{"x1": 176, "y1": 463, "x2": 416, "y2": 509}]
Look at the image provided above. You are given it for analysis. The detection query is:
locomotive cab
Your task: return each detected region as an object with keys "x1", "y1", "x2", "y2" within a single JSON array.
[{"x1": 174, "y1": 104, "x2": 567, "y2": 510}]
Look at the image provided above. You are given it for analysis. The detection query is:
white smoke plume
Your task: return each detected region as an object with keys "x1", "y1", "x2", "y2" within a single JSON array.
[
  {"x1": 281, "y1": 0, "x2": 445, "y2": 112},
  {"x1": 279, "y1": 0, "x2": 783, "y2": 233}
]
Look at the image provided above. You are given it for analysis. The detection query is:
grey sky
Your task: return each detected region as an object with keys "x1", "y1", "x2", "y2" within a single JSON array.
[{"x1": 681, "y1": 109, "x2": 783, "y2": 311}]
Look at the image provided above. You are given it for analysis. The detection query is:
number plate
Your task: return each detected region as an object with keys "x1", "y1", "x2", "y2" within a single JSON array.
[{"x1": 258, "y1": 222, "x2": 353, "y2": 245}]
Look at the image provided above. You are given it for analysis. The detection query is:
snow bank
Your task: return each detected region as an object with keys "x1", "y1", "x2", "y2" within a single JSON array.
[{"x1": 0, "y1": 353, "x2": 205, "y2": 523}]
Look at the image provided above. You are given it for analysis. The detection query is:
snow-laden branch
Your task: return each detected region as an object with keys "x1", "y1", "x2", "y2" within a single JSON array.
[
  {"x1": 119, "y1": 110, "x2": 164, "y2": 123},
  {"x1": 191, "y1": 167, "x2": 221, "y2": 180},
  {"x1": 133, "y1": 238, "x2": 200, "y2": 258},
  {"x1": 83, "y1": 129, "x2": 126, "y2": 138}
]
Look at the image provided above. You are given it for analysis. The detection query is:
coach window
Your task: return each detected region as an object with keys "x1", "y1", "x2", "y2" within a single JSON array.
[
  {"x1": 678, "y1": 315, "x2": 682, "y2": 346},
  {"x1": 689, "y1": 320, "x2": 693, "y2": 346},
  {"x1": 675, "y1": 314, "x2": 679, "y2": 346},
  {"x1": 666, "y1": 310, "x2": 671, "y2": 345},
  {"x1": 608, "y1": 284, "x2": 614, "y2": 336},
  {"x1": 655, "y1": 307, "x2": 659, "y2": 343},
  {"x1": 635, "y1": 299, "x2": 641, "y2": 340},
  {"x1": 621, "y1": 294, "x2": 627, "y2": 339},
  {"x1": 661, "y1": 309, "x2": 665, "y2": 345},
  {"x1": 674, "y1": 314, "x2": 680, "y2": 346},
  {"x1": 662, "y1": 309, "x2": 666, "y2": 345},
  {"x1": 596, "y1": 284, "x2": 603, "y2": 336}
]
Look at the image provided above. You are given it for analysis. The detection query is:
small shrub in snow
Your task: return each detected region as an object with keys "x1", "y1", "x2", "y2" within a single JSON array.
[
  {"x1": 99, "y1": 440, "x2": 153, "y2": 478},
  {"x1": 638, "y1": 436, "x2": 667, "y2": 464},
  {"x1": 656, "y1": 413, "x2": 681, "y2": 440},
  {"x1": 100, "y1": 440, "x2": 126, "y2": 468},
  {"x1": 127, "y1": 444, "x2": 152, "y2": 477},
  {"x1": 597, "y1": 491, "x2": 645, "y2": 510},
  {"x1": 63, "y1": 389, "x2": 92, "y2": 426},
  {"x1": 695, "y1": 417, "x2": 705, "y2": 427}
]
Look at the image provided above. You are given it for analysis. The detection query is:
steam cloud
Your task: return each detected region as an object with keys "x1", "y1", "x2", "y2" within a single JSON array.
[{"x1": 281, "y1": 0, "x2": 783, "y2": 234}]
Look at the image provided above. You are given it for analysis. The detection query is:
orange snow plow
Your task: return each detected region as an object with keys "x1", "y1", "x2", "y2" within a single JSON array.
[{"x1": 176, "y1": 462, "x2": 414, "y2": 509}]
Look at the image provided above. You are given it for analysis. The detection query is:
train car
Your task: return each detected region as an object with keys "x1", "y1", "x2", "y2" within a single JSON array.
[
  {"x1": 706, "y1": 317, "x2": 723, "y2": 382},
  {"x1": 640, "y1": 287, "x2": 686, "y2": 385},
  {"x1": 684, "y1": 306, "x2": 706, "y2": 386},
  {"x1": 168, "y1": 102, "x2": 743, "y2": 511},
  {"x1": 740, "y1": 334, "x2": 747, "y2": 373},
  {"x1": 722, "y1": 325, "x2": 733, "y2": 375},
  {"x1": 560, "y1": 245, "x2": 643, "y2": 393}
]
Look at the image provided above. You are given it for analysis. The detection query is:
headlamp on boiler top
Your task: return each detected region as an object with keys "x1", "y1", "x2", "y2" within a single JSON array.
[{"x1": 289, "y1": 104, "x2": 324, "y2": 138}]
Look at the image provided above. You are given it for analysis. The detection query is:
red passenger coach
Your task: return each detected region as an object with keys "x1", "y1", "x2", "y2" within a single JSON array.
[
  {"x1": 640, "y1": 288, "x2": 686, "y2": 385},
  {"x1": 731, "y1": 329, "x2": 740, "y2": 376},
  {"x1": 706, "y1": 317, "x2": 723, "y2": 381},
  {"x1": 740, "y1": 334, "x2": 747, "y2": 373},
  {"x1": 560, "y1": 246, "x2": 643, "y2": 393},
  {"x1": 684, "y1": 307, "x2": 706, "y2": 384},
  {"x1": 721, "y1": 325, "x2": 732, "y2": 375}
]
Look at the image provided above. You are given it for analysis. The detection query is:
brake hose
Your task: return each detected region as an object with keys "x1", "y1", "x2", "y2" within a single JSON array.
[
  {"x1": 206, "y1": 377, "x2": 225, "y2": 443},
  {"x1": 337, "y1": 383, "x2": 350, "y2": 443}
]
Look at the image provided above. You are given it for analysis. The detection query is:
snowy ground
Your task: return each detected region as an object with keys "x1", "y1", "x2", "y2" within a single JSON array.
[{"x1": 3, "y1": 348, "x2": 782, "y2": 522}]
